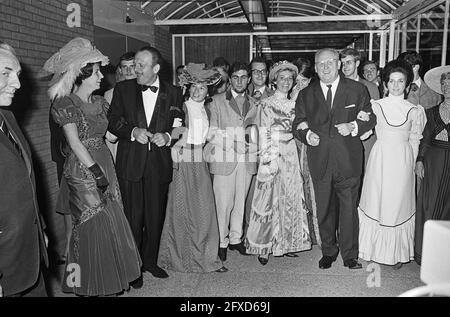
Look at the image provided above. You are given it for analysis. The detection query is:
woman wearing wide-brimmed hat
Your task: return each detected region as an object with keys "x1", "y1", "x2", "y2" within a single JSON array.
[
  {"x1": 43, "y1": 38, "x2": 141, "y2": 296},
  {"x1": 157, "y1": 63, "x2": 227, "y2": 273},
  {"x1": 244, "y1": 61, "x2": 312, "y2": 266},
  {"x1": 414, "y1": 65, "x2": 450, "y2": 265}
]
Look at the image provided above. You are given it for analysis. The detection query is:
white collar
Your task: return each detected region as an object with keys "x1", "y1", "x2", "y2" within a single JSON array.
[{"x1": 320, "y1": 75, "x2": 340, "y2": 89}]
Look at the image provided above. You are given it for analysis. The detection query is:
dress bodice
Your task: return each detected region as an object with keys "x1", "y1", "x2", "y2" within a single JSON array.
[
  {"x1": 262, "y1": 91, "x2": 296, "y2": 131},
  {"x1": 51, "y1": 94, "x2": 109, "y2": 141},
  {"x1": 373, "y1": 96, "x2": 420, "y2": 144}
]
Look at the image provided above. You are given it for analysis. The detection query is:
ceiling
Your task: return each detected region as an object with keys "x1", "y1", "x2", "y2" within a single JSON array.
[{"x1": 118, "y1": 0, "x2": 447, "y2": 59}]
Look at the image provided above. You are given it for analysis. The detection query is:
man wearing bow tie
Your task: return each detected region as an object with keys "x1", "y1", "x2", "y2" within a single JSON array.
[
  {"x1": 108, "y1": 46, "x2": 183, "y2": 279},
  {"x1": 397, "y1": 51, "x2": 442, "y2": 110}
]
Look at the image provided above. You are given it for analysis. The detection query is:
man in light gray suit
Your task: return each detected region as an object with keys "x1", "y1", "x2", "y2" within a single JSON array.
[{"x1": 204, "y1": 61, "x2": 258, "y2": 262}]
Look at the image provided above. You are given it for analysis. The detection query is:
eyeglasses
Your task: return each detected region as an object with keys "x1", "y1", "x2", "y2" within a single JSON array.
[
  {"x1": 251, "y1": 69, "x2": 267, "y2": 76},
  {"x1": 316, "y1": 59, "x2": 337, "y2": 69}
]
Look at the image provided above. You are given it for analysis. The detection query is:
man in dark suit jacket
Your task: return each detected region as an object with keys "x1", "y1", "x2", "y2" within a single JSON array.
[
  {"x1": 108, "y1": 46, "x2": 182, "y2": 279},
  {"x1": 293, "y1": 48, "x2": 376, "y2": 270},
  {"x1": 0, "y1": 43, "x2": 48, "y2": 296}
]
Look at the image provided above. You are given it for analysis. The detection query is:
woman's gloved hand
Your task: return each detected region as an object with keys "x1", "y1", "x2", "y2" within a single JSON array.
[{"x1": 88, "y1": 163, "x2": 109, "y2": 193}]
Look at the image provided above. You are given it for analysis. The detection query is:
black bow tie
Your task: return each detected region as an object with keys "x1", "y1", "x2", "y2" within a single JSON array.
[{"x1": 141, "y1": 85, "x2": 158, "y2": 93}]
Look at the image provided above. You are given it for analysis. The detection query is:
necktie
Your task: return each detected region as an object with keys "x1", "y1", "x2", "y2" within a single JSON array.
[
  {"x1": 141, "y1": 85, "x2": 158, "y2": 93},
  {"x1": 0, "y1": 118, "x2": 21, "y2": 156},
  {"x1": 235, "y1": 94, "x2": 245, "y2": 114},
  {"x1": 410, "y1": 83, "x2": 419, "y2": 93},
  {"x1": 326, "y1": 84, "x2": 333, "y2": 109}
]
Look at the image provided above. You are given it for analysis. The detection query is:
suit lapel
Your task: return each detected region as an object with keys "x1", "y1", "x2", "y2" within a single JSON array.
[
  {"x1": 149, "y1": 80, "x2": 167, "y2": 130},
  {"x1": 312, "y1": 81, "x2": 328, "y2": 113},
  {"x1": 0, "y1": 109, "x2": 32, "y2": 175},
  {"x1": 331, "y1": 76, "x2": 347, "y2": 115},
  {"x1": 135, "y1": 82, "x2": 147, "y2": 129},
  {"x1": 226, "y1": 90, "x2": 242, "y2": 117}
]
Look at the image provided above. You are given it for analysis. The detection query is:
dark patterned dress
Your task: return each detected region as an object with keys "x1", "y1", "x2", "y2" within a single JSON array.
[
  {"x1": 52, "y1": 94, "x2": 141, "y2": 296},
  {"x1": 245, "y1": 91, "x2": 312, "y2": 256},
  {"x1": 415, "y1": 103, "x2": 450, "y2": 264}
]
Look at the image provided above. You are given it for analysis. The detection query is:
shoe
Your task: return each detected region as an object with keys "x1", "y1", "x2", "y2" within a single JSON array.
[
  {"x1": 343, "y1": 259, "x2": 363, "y2": 270},
  {"x1": 319, "y1": 256, "x2": 336, "y2": 269},
  {"x1": 218, "y1": 248, "x2": 227, "y2": 262},
  {"x1": 229, "y1": 242, "x2": 248, "y2": 255},
  {"x1": 258, "y1": 256, "x2": 269, "y2": 266},
  {"x1": 392, "y1": 262, "x2": 403, "y2": 270},
  {"x1": 285, "y1": 252, "x2": 299, "y2": 258},
  {"x1": 130, "y1": 275, "x2": 143, "y2": 289},
  {"x1": 215, "y1": 266, "x2": 228, "y2": 273},
  {"x1": 145, "y1": 266, "x2": 169, "y2": 278}
]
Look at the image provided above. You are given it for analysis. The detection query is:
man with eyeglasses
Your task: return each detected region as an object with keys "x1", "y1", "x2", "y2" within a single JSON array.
[
  {"x1": 204, "y1": 61, "x2": 258, "y2": 262},
  {"x1": 340, "y1": 48, "x2": 379, "y2": 167},
  {"x1": 293, "y1": 48, "x2": 376, "y2": 270},
  {"x1": 243, "y1": 57, "x2": 274, "y2": 237},
  {"x1": 247, "y1": 57, "x2": 274, "y2": 101}
]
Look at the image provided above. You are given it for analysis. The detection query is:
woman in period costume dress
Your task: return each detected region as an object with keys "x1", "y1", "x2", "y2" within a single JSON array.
[
  {"x1": 414, "y1": 65, "x2": 450, "y2": 265},
  {"x1": 358, "y1": 60, "x2": 426, "y2": 268},
  {"x1": 291, "y1": 57, "x2": 321, "y2": 247},
  {"x1": 44, "y1": 38, "x2": 141, "y2": 296},
  {"x1": 158, "y1": 63, "x2": 227, "y2": 273},
  {"x1": 245, "y1": 61, "x2": 312, "y2": 265}
]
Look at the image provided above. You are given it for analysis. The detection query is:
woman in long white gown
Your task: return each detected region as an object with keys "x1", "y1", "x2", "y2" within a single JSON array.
[{"x1": 358, "y1": 60, "x2": 426, "y2": 268}]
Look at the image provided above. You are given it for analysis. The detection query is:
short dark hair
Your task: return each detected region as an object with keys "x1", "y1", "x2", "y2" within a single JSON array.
[
  {"x1": 137, "y1": 46, "x2": 162, "y2": 66},
  {"x1": 292, "y1": 57, "x2": 315, "y2": 79},
  {"x1": 229, "y1": 61, "x2": 250, "y2": 77},
  {"x1": 340, "y1": 48, "x2": 361, "y2": 62},
  {"x1": 213, "y1": 56, "x2": 230, "y2": 71},
  {"x1": 397, "y1": 51, "x2": 423, "y2": 69},
  {"x1": 176, "y1": 64, "x2": 185, "y2": 72},
  {"x1": 74, "y1": 62, "x2": 97, "y2": 86},
  {"x1": 250, "y1": 56, "x2": 267, "y2": 68},
  {"x1": 362, "y1": 60, "x2": 379, "y2": 71},
  {"x1": 382, "y1": 60, "x2": 414, "y2": 98},
  {"x1": 119, "y1": 51, "x2": 135, "y2": 65}
]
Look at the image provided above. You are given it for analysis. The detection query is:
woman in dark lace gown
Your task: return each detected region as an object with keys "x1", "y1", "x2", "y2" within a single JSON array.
[
  {"x1": 414, "y1": 66, "x2": 450, "y2": 265},
  {"x1": 45, "y1": 38, "x2": 141, "y2": 296}
]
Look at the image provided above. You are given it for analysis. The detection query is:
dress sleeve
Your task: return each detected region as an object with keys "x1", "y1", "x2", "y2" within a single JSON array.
[
  {"x1": 417, "y1": 108, "x2": 434, "y2": 162},
  {"x1": 51, "y1": 96, "x2": 80, "y2": 127},
  {"x1": 409, "y1": 104, "x2": 427, "y2": 162}
]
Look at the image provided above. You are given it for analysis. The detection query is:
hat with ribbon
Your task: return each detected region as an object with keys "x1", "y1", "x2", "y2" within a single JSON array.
[
  {"x1": 178, "y1": 63, "x2": 221, "y2": 87},
  {"x1": 424, "y1": 65, "x2": 450, "y2": 95},
  {"x1": 40, "y1": 37, "x2": 109, "y2": 100}
]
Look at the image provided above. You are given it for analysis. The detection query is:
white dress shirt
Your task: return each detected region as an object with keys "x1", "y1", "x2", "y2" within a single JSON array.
[{"x1": 143, "y1": 77, "x2": 160, "y2": 126}]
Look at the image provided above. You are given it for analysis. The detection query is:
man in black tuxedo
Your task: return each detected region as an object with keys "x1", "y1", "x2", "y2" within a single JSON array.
[
  {"x1": 108, "y1": 46, "x2": 182, "y2": 279},
  {"x1": 292, "y1": 48, "x2": 376, "y2": 270},
  {"x1": 0, "y1": 43, "x2": 48, "y2": 296}
]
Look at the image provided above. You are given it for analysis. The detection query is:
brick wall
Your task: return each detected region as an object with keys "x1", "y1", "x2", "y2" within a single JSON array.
[{"x1": 0, "y1": 0, "x2": 94, "y2": 254}]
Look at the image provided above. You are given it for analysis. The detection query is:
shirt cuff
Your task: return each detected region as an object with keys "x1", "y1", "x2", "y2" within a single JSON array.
[
  {"x1": 131, "y1": 127, "x2": 137, "y2": 142},
  {"x1": 351, "y1": 121, "x2": 359, "y2": 137},
  {"x1": 306, "y1": 129, "x2": 313, "y2": 145},
  {"x1": 165, "y1": 132, "x2": 172, "y2": 146}
]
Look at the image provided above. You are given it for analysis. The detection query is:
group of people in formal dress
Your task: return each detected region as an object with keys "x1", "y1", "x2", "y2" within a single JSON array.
[{"x1": 1, "y1": 35, "x2": 449, "y2": 297}]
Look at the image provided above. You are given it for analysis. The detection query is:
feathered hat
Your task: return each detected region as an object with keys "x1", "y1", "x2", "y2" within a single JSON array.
[
  {"x1": 178, "y1": 63, "x2": 222, "y2": 87},
  {"x1": 40, "y1": 37, "x2": 109, "y2": 100}
]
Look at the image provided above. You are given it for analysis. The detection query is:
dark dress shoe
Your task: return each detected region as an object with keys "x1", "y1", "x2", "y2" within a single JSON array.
[
  {"x1": 215, "y1": 266, "x2": 228, "y2": 273},
  {"x1": 146, "y1": 266, "x2": 169, "y2": 278},
  {"x1": 343, "y1": 259, "x2": 363, "y2": 269},
  {"x1": 218, "y1": 248, "x2": 227, "y2": 262},
  {"x1": 130, "y1": 275, "x2": 143, "y2": 289},
  {"x1": 229, "y1": 242, "x2": 248, "y2": 255},
  {"x1": 319, "y1": 256, "x2": 336, "y2": 269},
  {"x1": 258, "y1": 256, "x2": 269, "y2": 266},
  {"x1": 285, "y1": 252, "x2": 299, "y2": 258},
  {"x1": 392, "y1": 262, "x2": 403, "y2": 270}
]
